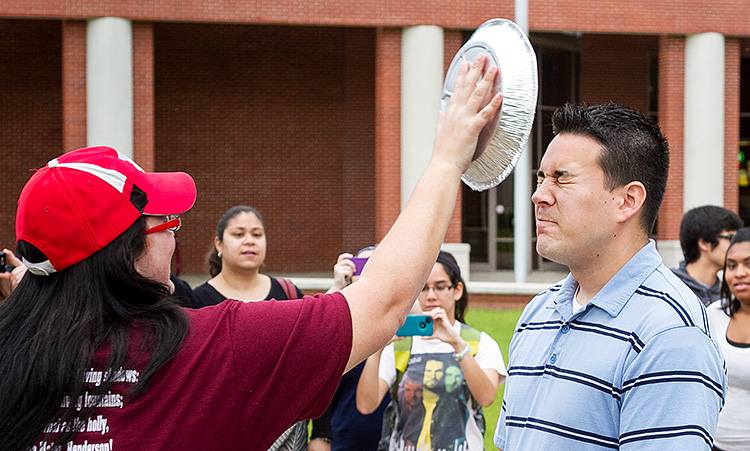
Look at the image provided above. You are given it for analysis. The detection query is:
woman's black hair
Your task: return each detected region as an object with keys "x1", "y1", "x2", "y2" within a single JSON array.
[
  {"x1": 0, "y1": 217, "x2": 189, "y2": 450},
  {"x1": 720, "y1": 227, "x2": 750, "y2": 317},
  {"x1": 207, "y1": 205, "x2": 265, "y2": 277},
  {"x1": 436, "y1": 250, "x2": 468, "y2": 323}
]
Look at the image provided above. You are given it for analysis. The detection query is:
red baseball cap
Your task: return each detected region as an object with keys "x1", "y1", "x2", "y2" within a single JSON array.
[{"x1": 16, "y1": 146, "x2": 197, "y2": 275}]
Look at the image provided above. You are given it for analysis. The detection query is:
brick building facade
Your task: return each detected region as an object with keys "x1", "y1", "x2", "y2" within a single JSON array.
[{"x1": 2, "y1": 1, "x2": 749, "y2": 276}]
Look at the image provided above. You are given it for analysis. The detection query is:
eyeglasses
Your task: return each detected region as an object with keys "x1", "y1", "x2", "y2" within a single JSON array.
[
  {"x1": 420, "y1": 282, "x2": 455, "y2": 294},
  {"x1": 144, "y1": 215, "x2": 181, "y2": 235},
  {"x1": 717, "y1": 234, "x2": 735, "y2": 241}
]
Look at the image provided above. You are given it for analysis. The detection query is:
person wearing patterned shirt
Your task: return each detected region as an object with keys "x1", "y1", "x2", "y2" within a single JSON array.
[{"x1": 493, "y1": 103, "x2": 726, "y2": 450}]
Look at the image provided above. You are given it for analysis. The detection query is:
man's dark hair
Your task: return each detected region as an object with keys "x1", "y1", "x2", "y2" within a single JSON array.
[
  {"x1": 680, "y1": 205, "x2": 744, "y2": 263},
  {"x1": 551, "y1": 102, "x2": 669, "y2": 234}
]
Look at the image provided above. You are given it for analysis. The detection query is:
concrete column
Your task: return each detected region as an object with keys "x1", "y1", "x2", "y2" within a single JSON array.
[
  {"x1": 400, "y1": 25, "x2": 443, "y2": 208},
  {"x1": 442, "y1": 242, "x2": 472, "y2": 282},
  {"x1": 684, "y1": 32, "x2": 724, "y2": 210},
  {"x1": 87, "y1": 17, "x2": 133, "y2": 158}
]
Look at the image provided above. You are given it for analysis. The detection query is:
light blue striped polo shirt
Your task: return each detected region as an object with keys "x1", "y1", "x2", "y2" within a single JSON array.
[{"x1": 494, "y1": 240, "x2": 726, "y2": 450}]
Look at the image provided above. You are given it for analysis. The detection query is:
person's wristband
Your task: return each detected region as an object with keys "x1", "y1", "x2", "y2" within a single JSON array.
[
  {"x1": 453, "y1": 343, "x2": 471, "y2": 361},
  {"x1": 311, "y1": 437, "x2": 332, "y2": 443}
]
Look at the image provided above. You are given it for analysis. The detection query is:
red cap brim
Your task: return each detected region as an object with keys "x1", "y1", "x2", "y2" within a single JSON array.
[{"x1": 141, "y1": 171, "x2": 197, "y2": 215}]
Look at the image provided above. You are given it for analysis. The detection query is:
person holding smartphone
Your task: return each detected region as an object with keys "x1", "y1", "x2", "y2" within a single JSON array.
[{"x1": 355, "y1": 251, "x2": 506, "y2": 451}]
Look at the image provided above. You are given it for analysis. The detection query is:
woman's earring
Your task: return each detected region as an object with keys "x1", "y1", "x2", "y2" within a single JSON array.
[{"x1": 217, "y1": 251, "x2": 222, "y2": 258}]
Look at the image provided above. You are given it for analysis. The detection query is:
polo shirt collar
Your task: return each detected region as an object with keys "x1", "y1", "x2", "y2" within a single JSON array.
[{"x1": 554, "y1": 240, "x2": 662, "y2": 318}]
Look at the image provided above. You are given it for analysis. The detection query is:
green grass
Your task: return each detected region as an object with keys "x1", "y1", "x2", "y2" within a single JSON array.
[{"x1": 464, "y1": 308, "x2": 523, "y2": 451}]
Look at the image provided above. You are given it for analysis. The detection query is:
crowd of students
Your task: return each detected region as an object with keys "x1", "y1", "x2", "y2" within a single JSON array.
[{"x1": 0, "y1": 53, "x2": 747, "y2": 451}]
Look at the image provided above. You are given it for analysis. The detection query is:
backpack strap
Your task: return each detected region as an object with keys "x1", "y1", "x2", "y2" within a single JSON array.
[
  {"x1": 393, "y1": 337, "x2": 412, "y2": 380},
  {"x1": 276, "y1": 278, "x2": 298, "y2": 300},
  {"x1": 459, "y1": 323, "x2": 481, "y2": 356}
]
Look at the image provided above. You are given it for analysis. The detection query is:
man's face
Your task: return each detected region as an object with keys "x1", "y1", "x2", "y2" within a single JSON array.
[
  {"x1": 444, "y1": 365, "x2": 463, "y2": 393},
  {"x1": 532, "y1": 133, "x2": 621, "y2": 270},
  {"x1": 423, "y1": 360, "x2": 444, "y2": 389},
  {"x1": 403, "y1": 380, "x2": 422, "y2": 411}
]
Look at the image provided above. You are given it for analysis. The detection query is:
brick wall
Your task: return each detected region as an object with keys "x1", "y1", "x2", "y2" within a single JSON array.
[
  {"x1": 529, "y1": 0, "x2": 750, "y2": 35},
  {"x1": 580, "y1": 34, "x2": 657, "y2": 112},
  {"x1": 1, "y1": 19, "x2": 62, "y2": 254},
  {"x1": 726, "y1": 38, "x2": 740, "y2": 214},
  {"x1": 657, "y1": 35, "x2": 685, "y2": 241},
  {"x1": 3, "y1": 0, "x2": 748, "y2": 36},
  {"x1": 61, "y1": 20, "x2": 86, "y2": 153},
  {"x1": 4, "y1": 15, "x2": 749, "y2": 276},
  {"x1": 341, "y1": 28, "x2": 377, "y2": 255},
  {"x1": 133, "y1": 22, "x2": 155, "y2": 172},
  {"x1": 153, "y1": 24, "x2": 376, "y2": 274},
  {"x1": 374, "y1": 28, "x2": 401, "y2": 242}
]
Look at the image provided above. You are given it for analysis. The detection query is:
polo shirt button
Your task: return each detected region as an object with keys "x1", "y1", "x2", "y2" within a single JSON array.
[
  {"x1": 561, "y1": 324, "x2": 570, "y2": 333},
  {"x1": 550, "y1": 354, "x2": 557, "y2": 364}
]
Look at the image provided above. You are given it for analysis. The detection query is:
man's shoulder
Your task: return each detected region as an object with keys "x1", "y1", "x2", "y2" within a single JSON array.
[{"x1": 624, "y1": 265, "x2": 710, "y2": 334}]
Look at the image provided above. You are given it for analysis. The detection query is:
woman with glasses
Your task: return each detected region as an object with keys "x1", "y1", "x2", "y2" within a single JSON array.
[
  {"x1": 192, "y1": 205, "x2": 307, "y2": 450},
  {"x1": 707, "y1": 227, "x2": 750, "y2": 451},
  {"x1": 355, "y1": 251, "x2": 507, "y2": 451}
]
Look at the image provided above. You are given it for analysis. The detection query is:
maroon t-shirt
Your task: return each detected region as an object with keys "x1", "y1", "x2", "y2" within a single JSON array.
[{"x1": 38, "y1": 292, "x2": 352, "y2": 451}]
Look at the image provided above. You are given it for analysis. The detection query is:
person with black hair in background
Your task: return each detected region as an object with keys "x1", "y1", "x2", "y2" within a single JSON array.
[
  {"x1": 707, "y1": 227, "x2": 750, "y2": 451},
  {"x1": 0, "y1": 53, "x2": 503, "y2": 451},
  {"x1": 356, "y1": 251, "x2": 506, "y2": 451},
  {"x1": 309, "y1": 247, "x2": 391, "y2": 451},
  {"x1": 673, "y1": 205, "x2": 743, "y2": 306}
]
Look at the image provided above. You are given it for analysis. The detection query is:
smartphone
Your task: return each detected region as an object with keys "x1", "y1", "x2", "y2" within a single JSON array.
[
  {"x1": 396, "y1": 315, "x2": 433, "y2": 337},
  {"x1": 349, "y1": 257, "x2": 369, "y2": 276}
]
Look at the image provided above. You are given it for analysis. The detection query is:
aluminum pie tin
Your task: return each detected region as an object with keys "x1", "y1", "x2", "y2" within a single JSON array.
[{"x1": 441, "y1": 18, "x2": 538, "y2": 191}]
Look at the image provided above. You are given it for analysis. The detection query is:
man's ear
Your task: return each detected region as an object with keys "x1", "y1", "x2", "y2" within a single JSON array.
[
  {"x1": 697, "y1": 237, "x2": 712, "y2": 253},
  {"x1": 616, "y1": 181, "x2": 647, "y2": 223}
]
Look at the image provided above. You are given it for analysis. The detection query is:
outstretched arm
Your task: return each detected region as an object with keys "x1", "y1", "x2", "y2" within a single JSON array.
[{"x1": 341, "y1": 54, "x2": 502, "y2": 372}]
